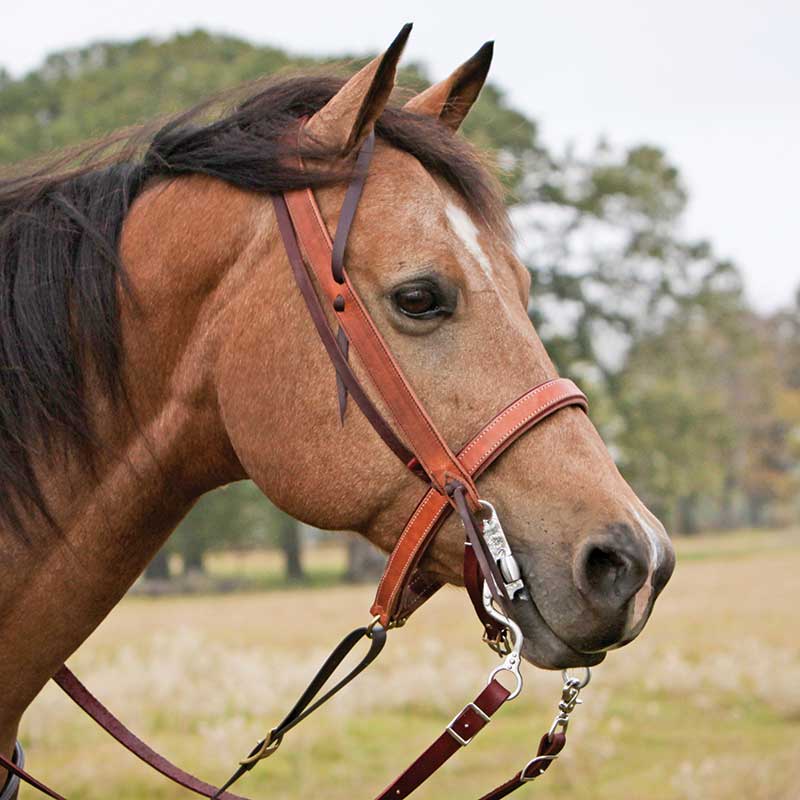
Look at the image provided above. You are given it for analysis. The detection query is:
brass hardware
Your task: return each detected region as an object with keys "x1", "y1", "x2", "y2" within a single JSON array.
[{"x1": 238, "y1": 729, "x2": 282, "y2": 766}]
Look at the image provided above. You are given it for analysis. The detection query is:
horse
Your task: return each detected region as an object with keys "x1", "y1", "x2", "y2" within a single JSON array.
[{"x1": 0, "y1": 25, "x2": 675, "y2": 798}]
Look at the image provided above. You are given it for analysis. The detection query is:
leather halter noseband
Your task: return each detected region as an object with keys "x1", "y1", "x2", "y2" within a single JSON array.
[{"x1": 1, "y1": 127, "x2": 591, "y2": 800}]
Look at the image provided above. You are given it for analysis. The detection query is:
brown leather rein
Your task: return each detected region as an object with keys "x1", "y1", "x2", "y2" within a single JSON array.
[{"x1": 1, "y1": 129, "x2": 592, "y2": 800}]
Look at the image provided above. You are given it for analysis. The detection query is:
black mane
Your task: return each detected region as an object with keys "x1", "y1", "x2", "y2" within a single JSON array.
[{"x1": 0, "y1": 73, "x2": 508, "y2": 538}]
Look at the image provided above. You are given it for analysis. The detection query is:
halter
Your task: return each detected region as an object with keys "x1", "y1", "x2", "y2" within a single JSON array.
[{"x1": 1, "y1": 127, "x2": 592, "y2": 800}]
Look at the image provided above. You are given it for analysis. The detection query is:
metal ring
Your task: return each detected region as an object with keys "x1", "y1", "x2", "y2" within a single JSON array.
[
  {"x1": 488, "y1": 661, "x2": 523, "y2": 701},
  {"x1": 561, "y1": 667, "x2": 591, "y2": 689}
]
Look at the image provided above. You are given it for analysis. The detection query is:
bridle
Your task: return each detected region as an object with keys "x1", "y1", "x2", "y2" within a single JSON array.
[{"x1": 1, "y1": 126, "x2": 593, "y2": 800}]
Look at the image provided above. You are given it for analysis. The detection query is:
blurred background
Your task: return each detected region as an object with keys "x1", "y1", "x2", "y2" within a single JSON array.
[{"x1": 3, "y1": 3, "x2": 798, "y2": 799}]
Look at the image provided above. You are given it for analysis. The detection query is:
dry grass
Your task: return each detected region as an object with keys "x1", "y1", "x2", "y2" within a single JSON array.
[{"x1": 19, "y1": 528, "x2": 800, "y2": 799}]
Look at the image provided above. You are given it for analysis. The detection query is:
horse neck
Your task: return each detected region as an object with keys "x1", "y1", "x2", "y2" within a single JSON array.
[{"x1": 0, "y1": 175, "x2": 256, "y2": 748}]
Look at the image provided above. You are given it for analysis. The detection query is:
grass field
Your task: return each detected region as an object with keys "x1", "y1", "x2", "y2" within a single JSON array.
[{"x1": 19, "y1": 528, "x2": 800, "y2": 799}]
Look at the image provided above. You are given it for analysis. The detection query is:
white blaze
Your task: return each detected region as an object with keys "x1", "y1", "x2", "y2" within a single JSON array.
[
  {"x1": 445, "y1": 201, "x2": 493, "y2": 280},
  {"x1": 628, "y1": 504, "x2": 665, "y2": 629}
]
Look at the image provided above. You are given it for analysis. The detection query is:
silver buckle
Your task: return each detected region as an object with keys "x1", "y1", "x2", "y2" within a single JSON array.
[
  {"x1": 446, "y1": 702, "x2": 491, "y2": 746},
  {"x1": 520, "y1": 753, "x2": 559, "y2": 781}
]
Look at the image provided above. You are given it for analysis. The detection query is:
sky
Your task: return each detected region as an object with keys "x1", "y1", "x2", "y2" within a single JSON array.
[{"x1": 1, "y1": 1, "x2": 797, "y2": 312}]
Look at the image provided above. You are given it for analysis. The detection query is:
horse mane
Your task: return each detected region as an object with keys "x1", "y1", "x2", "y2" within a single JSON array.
[{"x1": 0, "y1": 72, "x2": 509, "y2": 539}]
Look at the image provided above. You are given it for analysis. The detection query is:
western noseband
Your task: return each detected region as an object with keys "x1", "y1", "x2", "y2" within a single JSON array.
[{"x1": 2, "y1": 127, "x2": 592, "y2": 800}]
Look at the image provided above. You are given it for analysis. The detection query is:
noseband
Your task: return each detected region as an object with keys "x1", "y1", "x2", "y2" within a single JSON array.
[{"x1": 2, "y1": 128, "x2": 592, "y2": 800}]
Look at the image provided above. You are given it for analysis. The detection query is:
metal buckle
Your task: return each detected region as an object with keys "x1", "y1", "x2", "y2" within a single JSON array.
[
  {"x1": 482, "y1": 581, "x2": 524, "y2": 699},
  {"x1": 238, "y1": 728, "x2": 282, "y2": 766},
  {"x1": 520, "y1": 754, "x2": 559, "y2": 781},
  {"x1": 446, "y1": 702, "x2": 491, "y2": 746},
  {"x1": 547, "y1": 668, "x2": 591, "y2": 738},
  {"x1": 366, "y1": 615, "x2": 405, "y2": 638}
]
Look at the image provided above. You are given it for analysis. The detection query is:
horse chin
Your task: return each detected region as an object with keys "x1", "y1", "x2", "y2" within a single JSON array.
[{"x1": 509, "y1": 594, "x2": 607, "y2": 670}]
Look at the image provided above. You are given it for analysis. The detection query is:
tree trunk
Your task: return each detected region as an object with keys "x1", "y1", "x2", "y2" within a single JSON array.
[
  {"x1": 182, "y1": 543, "x2": 206, "y2": 575},
  {"x1": 144, "y1": 547, "x2": 170, "y2": 580},
  {"x1": 747, "y1": 493, "x2": 767, "y2": 528},
  {"x1": 279, "y1": 519, "x2": 305, "y2": 581},
  {"x1": 717, "y1": 474, "x2": 737, "y2": 530},
  {"x1": 677, "y1": 493, "x2": 699, "y2": 535},
  {"x1": 345, "y1": 536, "x2": 386, "y2": 583}
]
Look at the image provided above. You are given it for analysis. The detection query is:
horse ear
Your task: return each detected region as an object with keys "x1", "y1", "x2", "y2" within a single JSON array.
[
  {"x1": 404, "y1": 41, "x2": 493, "y2": 131},
  {"x1": 302, "y1": 23, "x2": 412, "y2": 155}
]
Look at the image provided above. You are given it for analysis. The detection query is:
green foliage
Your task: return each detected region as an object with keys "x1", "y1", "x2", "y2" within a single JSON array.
[
  {"x1": 1, "y1": 29, "x2": 795, "y2": 555},
  {"x1": 167, "y1": 481, "x2": 296, "y2": 572},
  {"x1": 0, "y1": 32, "x2": 294, "y2": 162}
]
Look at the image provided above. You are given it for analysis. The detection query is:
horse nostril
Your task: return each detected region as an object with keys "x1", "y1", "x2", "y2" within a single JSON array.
[{"x1": 574, "y1": 535, "x2": 649, "y2": 610}]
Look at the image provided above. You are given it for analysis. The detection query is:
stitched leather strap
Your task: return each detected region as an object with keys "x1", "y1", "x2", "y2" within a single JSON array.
[
  {"x1": 282, "y1": 134, "x2": 479, "y2": 505},
  {"x1": 8, "y1": 127, "x2": 590, "y2": 800},
  {"x1": 372, "y1": 378, "x2": 588, "y2": 625},
  {"x1": 273, "y1": 191, "x2": 415, "y2": 466}
]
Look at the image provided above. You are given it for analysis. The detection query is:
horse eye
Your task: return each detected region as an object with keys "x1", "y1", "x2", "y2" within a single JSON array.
[{"x1": 392, "y1": 282, "x2": 446, "y2": 319}]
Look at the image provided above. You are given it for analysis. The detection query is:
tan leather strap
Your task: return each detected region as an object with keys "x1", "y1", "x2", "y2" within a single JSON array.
[
  {"x1": 273, "y1": 191, "x2": 416, "y2": 466},
  {"x1": 282, "y1": 167, "x2": 479, "y2": 506},
  {"x1": 372, "y1": 378, "x2": 588, "y2": 625}
]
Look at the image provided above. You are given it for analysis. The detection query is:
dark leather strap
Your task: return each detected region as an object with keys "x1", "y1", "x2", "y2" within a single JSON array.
[
  {"x1": 452, "y1": 484, "x2": 510, "y2": 610},
  {"x1": 331, "y1": 130, "x2": 375, "y2": 285},
  {"x1": 476, "y1": 732, "x2": 567, "y2": 800},
  {"x1": 9, "y1": 125, "x2": 591, "y2": 800},
  {"x1": 51, "y1": 667, "x2": 251, "y2": 800},
  {"x1": 375, "y1": 679, "x2": 510, "y2": 800},
  {"x1": 213, "y1": 624, "x2": 386, "y2": 797},
  {"x1": 335, "y1": 326, "x2": 350, "y2": 423},
  {"x1": 0, "y1": 742, "x2": 61, "y2": 800},
  {"x1": 463, "y1": 542, "x2": 506, "y2": 643}
]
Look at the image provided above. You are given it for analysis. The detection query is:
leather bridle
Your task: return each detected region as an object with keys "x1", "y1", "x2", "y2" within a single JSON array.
[{"x1": 1, "y1": 126, "x2": 593, "y2": 800}]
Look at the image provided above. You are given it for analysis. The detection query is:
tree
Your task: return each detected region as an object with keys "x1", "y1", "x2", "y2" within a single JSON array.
[
  {"x1": 517, "y1": 140, "x2": 742, "y2": 385},
  {"x1": 345, "y1": 537, "x2": 386, "y2": 583},
  {"x1": 168, "y1": 481, "x2": 303, "y2": 578},
  {"x1": 3, "y1": 30, "x2": 793, "y2": 537}
]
